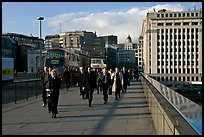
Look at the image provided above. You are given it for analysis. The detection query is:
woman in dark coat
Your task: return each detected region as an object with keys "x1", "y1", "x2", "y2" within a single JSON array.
[{"x1": 46, "y1": 69, "x2": 61, "y2": 118}]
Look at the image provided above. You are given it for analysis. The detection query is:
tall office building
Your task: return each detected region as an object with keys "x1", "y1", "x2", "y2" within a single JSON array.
[
  {"x1": 59, "y1": 30, "x2": 97, "y2": 51},
  {"x1": 45, "y1": 34, "x2": 60, "y2": 48},
  {"x1": 136, "y1": 35, "x2": 144, "y2": 71},
  {"x1": 141, "y1": 9, "x2": 202, "y2": 86}
]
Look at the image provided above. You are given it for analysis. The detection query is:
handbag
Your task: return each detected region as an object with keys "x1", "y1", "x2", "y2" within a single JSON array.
[{"x1": 127, "y1": 80, "x2": 130, "y2": 86}]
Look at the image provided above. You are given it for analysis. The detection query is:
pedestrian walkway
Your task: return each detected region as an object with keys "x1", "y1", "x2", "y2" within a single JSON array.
[{"x1": 2, "y1": 80, "x2": 157, "y2": 135}]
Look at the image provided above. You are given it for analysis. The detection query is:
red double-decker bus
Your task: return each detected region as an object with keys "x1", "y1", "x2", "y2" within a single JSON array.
[{"x1": 44, "y1": 48, "x2": 80, "y2": 78}]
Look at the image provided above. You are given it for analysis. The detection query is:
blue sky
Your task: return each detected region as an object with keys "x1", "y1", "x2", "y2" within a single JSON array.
[{"x1": 2, "y1": 2, "x2": 202, "y2": 43}]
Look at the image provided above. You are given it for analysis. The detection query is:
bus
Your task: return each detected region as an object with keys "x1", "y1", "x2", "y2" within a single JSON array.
[
  {"x1": 44, "y1": 48, "x2": 91, "y2": 85},
  {"x1": 90, "y1": 58, "x2": 107, "y2": 69},
  {"x1": 44, "y1": 48, "x2": 80, "y2": 78}
]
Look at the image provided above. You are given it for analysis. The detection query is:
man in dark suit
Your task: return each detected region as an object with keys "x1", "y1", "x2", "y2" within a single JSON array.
[
  {"x1": 122, "y1": 67, "x2": 130, "y2": 93},
  {"x1": 100, "y1": 67, "x2": 111, "y2": 104},
  {"x1": 40, "y1": 66, "x2": 49, "y2": 107},
  {"x1": 82, "y1": 66, "x2": 97, "y2": 107}
]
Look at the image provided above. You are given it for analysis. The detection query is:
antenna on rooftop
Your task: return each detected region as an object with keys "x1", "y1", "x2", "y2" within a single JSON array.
[{"x1": 60, "y1": 22, "x2": 62, "y2": 34}]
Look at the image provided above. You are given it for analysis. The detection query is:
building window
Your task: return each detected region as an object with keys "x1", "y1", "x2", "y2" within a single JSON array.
[
  {"x1": 175, "y1": 23, "x2": 181, "y2": 26},
  {"x1": 191, "y1": 13, "x2": 194, "y2": 16},
  {"x1": 174, "y1": 68, "x2": 177, "y2": 73},
  {"x1": 183, "y1": 22, "x2": 189, "y2": 25},
  {"x1": 166, "y1": 23, "x2": 172, "y2": 26},
  {"x1": 192, "y1": 22, "x2": 198, "y2": 25},
  {"x1": 158, "y1": 23, "x2": 164, "y2": 26},
  {"x1": 187, "y1": 13, "x2": 190, "y2": 17},
  {"x1": 183, "y1": 13, "x2": 185, "y2": 17}
]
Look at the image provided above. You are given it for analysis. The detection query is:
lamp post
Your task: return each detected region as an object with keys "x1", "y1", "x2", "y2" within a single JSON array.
[
  {"x1": 37, "y1": 16, "x2": 44, "y2": 71},
  {"x1": 38, "y1": 17, "x2": 44, "y2": 39}
]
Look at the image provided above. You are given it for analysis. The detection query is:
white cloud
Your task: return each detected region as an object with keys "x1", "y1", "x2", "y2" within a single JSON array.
[{"x1": 46, "y1": 3, "x2": 185, "y2": 43}]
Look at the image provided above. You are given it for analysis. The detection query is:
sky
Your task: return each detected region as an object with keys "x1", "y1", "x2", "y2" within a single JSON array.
[{"x1": 2, "y1": 2, "x2": 202, "y2": 43}]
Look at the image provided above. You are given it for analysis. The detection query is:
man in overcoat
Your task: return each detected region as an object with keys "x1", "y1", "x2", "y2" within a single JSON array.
[{"x1": 82, "y1": 66, "x2": 97, "y2": 107}]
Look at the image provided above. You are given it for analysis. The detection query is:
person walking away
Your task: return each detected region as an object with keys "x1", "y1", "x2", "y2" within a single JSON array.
[
  {"x1": 122, "y1": 67, "x2": 130, "y2": 93},
  {"x1": 134, "y1": 68, "x2": 139, "y2": 81},
  {"x1": 100, "y1": 67, "x2": 111, "y2": 104},
  {"x1": 46, "y1": 69, "x2": 61, "y2": 118},
  {"x1": 78, "y1": 67, "x2": 85, "y2": 99},
  {"x1": 112, "y1": 67, "x2": 123, "y2": 100},
  {"x1": 82, "y1": 66, "x2": 96, "y2": 107},
  {"x1": 41, "y1": 66, "x2": 49, "y2": 107}
]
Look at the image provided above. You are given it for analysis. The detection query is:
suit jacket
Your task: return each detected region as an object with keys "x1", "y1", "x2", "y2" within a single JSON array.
[
  {"x1": 112, "y1": 72, "x2": 123, "y2": 92},
  {"x1": 100, "y1": 72, "x2": 111, "y2": 89},
  {"x1": 82, "y1": 70, "x2": 96, "y2": 91}
]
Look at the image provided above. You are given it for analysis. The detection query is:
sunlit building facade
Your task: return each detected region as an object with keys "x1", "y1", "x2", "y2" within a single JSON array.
[{"x1": 142, "y1": 9, "x2": 202, "y2": 86}]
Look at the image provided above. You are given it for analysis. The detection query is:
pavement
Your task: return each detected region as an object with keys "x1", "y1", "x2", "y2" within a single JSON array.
[{"x1": 2, "y1": 79, "x2": 157, "y2": 135}]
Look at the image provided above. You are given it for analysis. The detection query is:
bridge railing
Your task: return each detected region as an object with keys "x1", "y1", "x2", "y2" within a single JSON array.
[
  {"x1": 2, "y1": 79, "x2": 43, "y2": 105},
  {"x1": 140, "y1": 73, "x2": 202, "y2": 135},
  {"x1": 2, "y1": 72, "x2": 80, "y2": 105}
]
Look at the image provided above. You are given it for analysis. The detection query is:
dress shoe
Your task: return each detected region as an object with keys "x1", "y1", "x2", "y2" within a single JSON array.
[{"x1": 52, "y1": 114, "x2": 56, "y2": 118}]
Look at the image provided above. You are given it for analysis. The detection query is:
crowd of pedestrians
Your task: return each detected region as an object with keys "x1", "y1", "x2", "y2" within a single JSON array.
[{"x1": 40, "y1": 65, "x2": 139, "y2": 118}]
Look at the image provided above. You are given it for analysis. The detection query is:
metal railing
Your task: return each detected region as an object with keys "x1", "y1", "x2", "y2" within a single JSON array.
[
  {"x1": 2, "y1": 72, "x2": 78, "y2": 105},
  {"x1": 2, "y1": 79, "x2": 43, "y2": 105},
  {"x1": 140, "y1": 73, "x2": 202, "y2": 135}
]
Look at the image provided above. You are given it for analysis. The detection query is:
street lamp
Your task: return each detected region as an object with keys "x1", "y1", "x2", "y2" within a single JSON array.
[
  {"x1": 37, "y1": 16, "x2": 44, "y2": 72},
  {"x1": 38, "y1": 17, "x2": 44, "y2": 39}
]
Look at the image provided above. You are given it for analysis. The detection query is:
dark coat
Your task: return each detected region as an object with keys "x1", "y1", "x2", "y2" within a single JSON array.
[
  {"x1": 100, "y1": 72, "x2": 111, "y2": 88},
  {"x1": 46, "y1": 76, "x2": 61, "y2": 114},
  {"x1": 82, "y1": 70, "x2": 97, "y2": 92},
  {"x1": 122, "y1": 70, "x2": 130, "y2": 85},
  {"x1": 46, "y1": 77, "x2": 61, "y2": 92}
]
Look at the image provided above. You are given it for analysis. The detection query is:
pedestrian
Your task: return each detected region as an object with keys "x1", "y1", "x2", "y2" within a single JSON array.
[
  {"x1": 95, "y1": 68, "x2": 102, "y2": 94},
  {"x1": 81, "y1": 66, "x2": 97, "y2": 107},
  {"x1": 46, "y1": 69, "x2": 61, "y2": 118},
  {"x1": 78, "y1": 67, "x2": 85, "y2": 99},
  {"x1": 112, "y1": 67, "x2": 123, "y2": 100},
  {"x1": 109, "y1": 68, "x2": 115, "y2": 95},
  {"x1": 122, "y1": 67, "x2": 130, "y2": 93},
  {"x1": 64, "y1": 66, "x2": 71, "y2": 90},
  {"x1": 40, "y1": 66, "x2": 49, "y2": 107},
  {"x1": 135, "y1": 67, "x2": 139, "y2": 81},
  {"x1": 100, "y1": 67, "x2": 111, "y2": 104}
]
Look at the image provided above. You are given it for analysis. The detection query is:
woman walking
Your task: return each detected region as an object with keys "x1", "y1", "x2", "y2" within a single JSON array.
[{"x1": 46, "y1": 69, "x2": 61, "y2": 118}]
